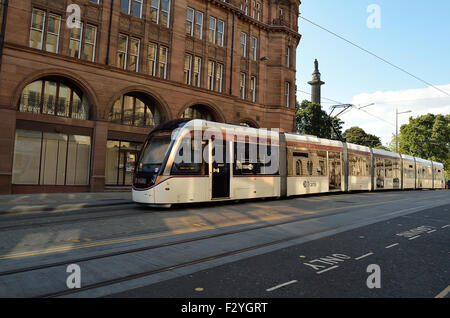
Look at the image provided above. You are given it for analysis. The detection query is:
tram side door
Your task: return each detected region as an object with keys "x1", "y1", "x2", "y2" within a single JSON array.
[
  {"x1": 211, "y1": 140, "x2": 230, "y2": 199},
  {"x1": 329, "y1": 152, "x2": 342, "y2": 191}
]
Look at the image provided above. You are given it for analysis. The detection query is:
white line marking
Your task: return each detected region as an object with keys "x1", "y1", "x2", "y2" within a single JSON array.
[
  {"x1": 316, "y1": 266, "x2": 339, "y2": 274},
  {"x1": 442, "y1": 225, "x2": 450, "y2": 229},
  {"x1": 266, "y1": 280, "x2": 298, "y2": 292},
  {"x1": 409, "y1": 235, "x2": 421, "y2": 240},
  {"x1": 385, "y1": 243, "x2": 399, "y2": 249},
  {"x1": 435, "y1": 285, "x2": 450, "y2": 298},
  {"x1": 355, "y1": 252, "x2": 374, "y2": 260},
  {"x1": 427, "y1": 230, "x2": 437, "y2": 234}
]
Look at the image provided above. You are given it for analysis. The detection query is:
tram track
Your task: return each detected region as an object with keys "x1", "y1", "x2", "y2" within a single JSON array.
[
  {"x1": 0, "y1": 204, "x2": 142, "y2": 231},
  {"x1": 1, "y1": 195, "x2": 448, "y2": 298}
]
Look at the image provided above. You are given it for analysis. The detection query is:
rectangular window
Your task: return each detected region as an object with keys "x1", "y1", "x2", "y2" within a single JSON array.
[
  {"x1": 12, "y1": 130, "x2": 42, "y2": 184},
  {"x1": 240, "y1": 72, "x2": 246, "y2": 99},
  {"x1": 128, "y1": 37, "x2": 140, "y2": 71},
  {"x1": 217, "y1": 20, "x2": 225, "y2": 47},
  {"x1": 209, "y1": 17, "x2": 216, "y2": 44},
  {"x1": 12, "y1": 130, "x2": 91, "y2": 186},
  {"x1": 194, "y1": 11, "x2": 203, "y2": 40},
  {"x1": 46, "y1": 14, "x2": 61, "y2": 53},
  {"x1": 132, "y1": 0, "x2": 143, "y2": 18},
  {"x1": 150, "y1": 0, "x2": 170, "y2": 26},
  {"x1": 158, "y1": 46, "x2": 168, "y2": 79},
  {"x1": 193, "y1": 56, "x2": 202, "y2": 87},
  {"x1": 285, "y1": 82, "x2": 290, "y2": 107},
  {"x1": 286, "y1": 46, "x2": 290, "y2": 68},
  {"x1": 147, "y1": 43, "x2": 157, "y2": 76},
  {"x1": 250, "y1": 36, "x2": 257, "y2": 61},
  {"x1": 250, "y1": 76, "x2": 256, "y2": 102},
  {"x1": 207, "y1": 61, "x2": 215, "y2": 90},
  {"x1": 121, "y1": 0, "x2": 142, "y2": 18},
  {"x1": 83, "y1": 24, "x2": 97, "y2": 62},
  {"x1": 215, "y1": 63, "x2": 223, "y2": 93},
  {"x1": 30, "y1": 9, "x2": 45, "y2": 50},
  {"x1": 150, "y1": 0, "x2": 160, "y2": 24},
  {"x1": 184, "y1": 54, "x2": 192, "y2": 85},
  {"x1": 256, "y1": 2, "x2": 261, "y2": 21},
  {"x1": 160, "y1": 0, "x2": 170, "y2": 27},
  {"x1": 117, "y1": 34, "x2": 128, "y2": 69},
  {"x1": 241, "y1": 32, "x2": 247, "y2": 57},
  {"x1": 186, "y1": 8, "x2": 194, "y2": 36},
  {"x1": 121, "y1": 0, "x2": 130, "y2": 14},
  {"x1": 69, "y1": 24, "x2": 83, "y2": 59}
]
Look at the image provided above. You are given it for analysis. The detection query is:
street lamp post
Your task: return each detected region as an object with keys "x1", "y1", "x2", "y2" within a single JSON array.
[{"x1": 396, "y1": 108, "x2": 412, "y2": 153}]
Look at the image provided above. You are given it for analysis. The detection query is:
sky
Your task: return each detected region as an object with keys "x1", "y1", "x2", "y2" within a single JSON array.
[{"x1": 296, "y1": 0, "x2": 450, "y2": 145}]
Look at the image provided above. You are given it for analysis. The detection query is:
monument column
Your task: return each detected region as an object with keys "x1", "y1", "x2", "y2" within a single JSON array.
[{"x1": 308, "y1": 59, "x2": 325, "y2": 105}]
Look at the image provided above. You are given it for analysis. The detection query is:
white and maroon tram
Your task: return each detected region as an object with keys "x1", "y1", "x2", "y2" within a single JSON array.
[{"x1": 132, "y1": 119, "x2": 446, "y2": 207}]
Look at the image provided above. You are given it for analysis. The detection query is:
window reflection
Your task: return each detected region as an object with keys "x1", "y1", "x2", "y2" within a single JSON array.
[
  {"x1": 19, "y1": 78, "x2": 90, "y2": 120},
  {"x1": 109, "y1": 94, "x2": 161, "y2": 128}
]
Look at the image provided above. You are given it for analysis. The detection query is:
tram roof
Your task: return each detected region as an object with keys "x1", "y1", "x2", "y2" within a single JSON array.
[{"x1": 372, "y1": 147, "x2": 401, "y2": 158}]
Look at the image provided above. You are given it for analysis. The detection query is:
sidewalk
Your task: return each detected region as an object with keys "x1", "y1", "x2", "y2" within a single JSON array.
[{"x1": 0, "y1": 192, "x2": 134, "y2": 215}]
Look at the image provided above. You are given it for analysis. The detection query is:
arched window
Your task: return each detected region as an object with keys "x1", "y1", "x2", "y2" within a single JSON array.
[
  {"x1": 19, "y1": 77, "x2": 90, "y2": 120},
  {"x1": 109, "y1": 94, "x2": 162, "y2": 128},
  {"x1": 180, "y1": 104, "x2": 215, "y2": 121},
  {"x1": 239, "y1": 120, "x2": 258, "y2": 128}
]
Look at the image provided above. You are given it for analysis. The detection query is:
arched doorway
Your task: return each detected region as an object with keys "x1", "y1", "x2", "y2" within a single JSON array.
[
  {"x1": 106, "y1": 92, "x2": 164, "y2": 186},
  {"x1": 180, "y1": 104, "x2": 221, "y2": 122}
]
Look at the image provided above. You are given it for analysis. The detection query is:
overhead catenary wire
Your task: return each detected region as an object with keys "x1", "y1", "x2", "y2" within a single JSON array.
[{"x1": 299, "y1": 15, "x2": 450, "y2": 98}]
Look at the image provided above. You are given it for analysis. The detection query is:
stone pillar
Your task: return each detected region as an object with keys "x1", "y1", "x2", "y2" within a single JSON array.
[
  {"x1": 0, "y1": 109, "x2": 16, "y2": 194},
  {"x1": 90, "y1": 121, "x2": 108, "y2": 192}
]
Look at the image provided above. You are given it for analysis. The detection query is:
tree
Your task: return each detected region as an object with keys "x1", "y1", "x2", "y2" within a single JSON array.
[
  {"x1": 296, "y1": 100, "x2": 344, "y2": 140},
  {"x1": 386, "y1": 133, "x2": 398, "y2": 152},
  {"x1": 343, "y1": 126, "x2": 383, "y2": 148},
  {"x1": 399, "y1": 114, "x2": 450, "y2": 178}
]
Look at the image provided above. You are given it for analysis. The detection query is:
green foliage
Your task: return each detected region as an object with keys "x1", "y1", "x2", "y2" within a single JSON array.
[
  {"x1": 343, "y1": 126, "x2": 383, "y2": 148},
  {"x1": 399, "y1": 114, "x2": 450, "y2": 178},
  {"x1": 296, "y1": 100, "x2": 344, "y2": 140},
  {"x1": 386, "y1": 133, "x2": 398, "y2": 152}
]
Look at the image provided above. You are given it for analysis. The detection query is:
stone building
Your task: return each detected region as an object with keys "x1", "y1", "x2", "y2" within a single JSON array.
[{"x1": 0, "y1": 0, "x2": 301, "y2": 194}]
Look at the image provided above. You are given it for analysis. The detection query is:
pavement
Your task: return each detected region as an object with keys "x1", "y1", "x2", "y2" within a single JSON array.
[{"x1": 0, "y1": 192, "x2": 133, "y2": 215}]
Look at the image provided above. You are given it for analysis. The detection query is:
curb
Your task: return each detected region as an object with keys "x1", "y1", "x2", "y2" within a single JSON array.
[{"x1": 0, "y1": 200, "x2": 135, "y2": 215}]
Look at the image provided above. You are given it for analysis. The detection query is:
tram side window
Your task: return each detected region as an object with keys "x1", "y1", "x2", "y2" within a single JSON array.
[
  {"x1": 291, "y1": 151, "x2": 308, "y2": 177},
  {"x1": 349, "y1": 154, "x2": 369, "y2": 177},
  {"x1": 405, "y1": 164, "x2": 414, "y2": 179},
  {"x1": 233, "y1": 141, "x2": 278, "y2": 175},
  {"x1": 171, "y1": 138, "x2": 209, "y2": 176},
  {"x1": 385, "y1": 159, "x2": 393, "y2": 178},
  {"x1": 296, "y1": 159, "x2": 302, "y2": 175},
  {"x1": 375, "y1": 157, "x2": 384, "y2": 178},
  {"x1": 311, "y1": 150, "x2": 327, "y2": 176}
]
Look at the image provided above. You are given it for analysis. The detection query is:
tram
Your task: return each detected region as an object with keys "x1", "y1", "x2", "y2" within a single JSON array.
[{"x1": 132, "y1": 119, "x2": 446, "y2": 207}]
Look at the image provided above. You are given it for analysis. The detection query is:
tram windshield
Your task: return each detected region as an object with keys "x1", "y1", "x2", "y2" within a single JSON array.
[
  {"x1": 134, "y1": 119, "x2": 190, "y2": 188},
  {"x1": 134, "y1": 132, "x2": 172, "y2": 187}
]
